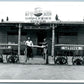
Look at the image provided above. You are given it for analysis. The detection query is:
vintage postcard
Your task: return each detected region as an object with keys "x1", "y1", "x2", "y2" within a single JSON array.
[{"x1": 0, "y1": 0, "x2": 84, "y2": 81}]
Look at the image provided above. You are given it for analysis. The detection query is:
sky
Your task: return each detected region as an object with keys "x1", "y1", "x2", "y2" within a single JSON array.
[{"x1": 0, "y1": 1, "x2": 84, "y2": 22}]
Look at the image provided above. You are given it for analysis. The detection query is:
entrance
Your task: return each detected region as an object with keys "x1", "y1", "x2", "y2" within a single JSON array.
[{"x1": 37, "y1": 30, "x2": 47, "y2": 55}]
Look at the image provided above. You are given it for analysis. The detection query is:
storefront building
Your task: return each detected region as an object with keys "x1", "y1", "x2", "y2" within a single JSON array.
[{"x1": 0, "y1": 21, "x2": 84, "y2": 64}]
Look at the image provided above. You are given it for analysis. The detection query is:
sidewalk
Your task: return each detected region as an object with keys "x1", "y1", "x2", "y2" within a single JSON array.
[
  {"x1": 19, "y1": 55, "x2": 54, "y2": 64},
  {"x1": 2, "y1": 55, "x2": 81, "y2": 65}
]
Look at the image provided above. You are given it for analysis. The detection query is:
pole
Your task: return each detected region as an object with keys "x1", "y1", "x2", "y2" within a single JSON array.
[
  {"x1": 52, "y1": 24, "x2": 55, "y2": 57},
  {"x1": 51, "y1": 24, "x2": 55, "y2": 63},
  {"x1": 18, "y1": 23, "x2": 21, "y2": 57}
]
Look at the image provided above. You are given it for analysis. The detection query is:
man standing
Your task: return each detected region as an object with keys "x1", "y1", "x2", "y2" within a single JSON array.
[
  {"x1": 42, "y1": 38, "x2": 48, "y2": 64},
  {"x1": 25, "y1": 37, "x2": 33, "y2": 62}
]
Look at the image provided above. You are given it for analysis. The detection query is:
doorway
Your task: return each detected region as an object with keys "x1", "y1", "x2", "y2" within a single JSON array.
[{"x1": 37, "y1": 30, "x2": 47, "y2": 55}]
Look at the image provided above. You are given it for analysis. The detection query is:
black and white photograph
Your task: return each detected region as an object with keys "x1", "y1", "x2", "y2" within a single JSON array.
[{"x1": 0, "y1": 0, "x2": 84, "y2": 80}]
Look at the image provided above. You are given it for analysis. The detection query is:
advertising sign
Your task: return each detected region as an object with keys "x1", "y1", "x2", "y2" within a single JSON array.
[
  {"x1": 25, "y1": 7, "x2": 52, "y2": 23},
  {"x1": 61, "y1": 46, "x2": 83, "y2": 50}
]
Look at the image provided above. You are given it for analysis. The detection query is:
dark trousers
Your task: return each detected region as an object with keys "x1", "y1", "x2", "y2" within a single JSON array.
[{"x1": 27, "y1": 46, "x2": 33, "y2": 58}]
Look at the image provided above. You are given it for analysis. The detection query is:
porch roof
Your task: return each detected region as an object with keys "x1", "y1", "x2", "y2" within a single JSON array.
[{"x1": 0, "y1": 21, "x2": 84, "y2": 29}]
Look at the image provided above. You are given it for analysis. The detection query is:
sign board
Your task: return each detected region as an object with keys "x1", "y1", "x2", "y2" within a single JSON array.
[
  {"x1": 61, "y1": 46, "x2": 83, "y2": 50},
  {"x1": 25, "y1": 7, "x2": 52, "y2": 23}
]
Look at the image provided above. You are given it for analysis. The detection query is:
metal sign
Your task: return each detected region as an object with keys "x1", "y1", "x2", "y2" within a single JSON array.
[
  {"x1": 61, "y1": 46, "x2": 83, "y2": 50},
  {"x1": 25, "y1": 7, "x2": 52, "y2": 23}
]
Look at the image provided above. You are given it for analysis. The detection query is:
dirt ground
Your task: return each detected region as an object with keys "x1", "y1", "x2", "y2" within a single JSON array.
[
  {"x1": 0, "y1": 63, "x2": 84, "y2": 80},
  {"x1": 0, "y1": 56, "x2": 83, "y2": 80}
]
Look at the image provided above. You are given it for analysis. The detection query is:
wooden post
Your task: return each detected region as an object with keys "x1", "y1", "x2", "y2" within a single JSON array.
[
  {"x1": 52, "y1": 24, "x2": 55, "y2": 57},
  {"x1": 51, "y1": 24, "x2": 56, "y2": 63},
  {"x1": 18, "y1": 23, "x2": 21, "y2": 57}
]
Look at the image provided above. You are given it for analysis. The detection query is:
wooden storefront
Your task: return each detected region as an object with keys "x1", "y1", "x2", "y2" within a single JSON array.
[{"x1": 0, "y1": 21, "x2": 84, "y2": 64}]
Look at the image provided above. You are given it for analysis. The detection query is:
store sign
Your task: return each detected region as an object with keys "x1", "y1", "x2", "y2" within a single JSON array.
[
  {"x1": 61, "y1": 46, "x2": 83, "y2": 50},
  {"x1": 25, "y1": 7, "x2": 52, "y2": 23}
]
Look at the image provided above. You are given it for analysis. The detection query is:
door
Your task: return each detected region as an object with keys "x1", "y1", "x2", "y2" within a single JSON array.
[{"x1": 37, "y1": 30, "x2": 47, "y2": 55}]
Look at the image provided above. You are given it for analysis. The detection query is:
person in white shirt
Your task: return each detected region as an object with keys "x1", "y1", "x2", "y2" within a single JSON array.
[{"x1": 25, "y1": 37, "x2": 33, "y2": 62}]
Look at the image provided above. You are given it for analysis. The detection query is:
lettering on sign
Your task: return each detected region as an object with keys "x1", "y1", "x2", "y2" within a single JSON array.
[
  {"x1": 61, "y1": 46, "x2": 83, "y2": 50},
  {"x1": 25, "y1": 7, "x2": 52, "y2": 23}
]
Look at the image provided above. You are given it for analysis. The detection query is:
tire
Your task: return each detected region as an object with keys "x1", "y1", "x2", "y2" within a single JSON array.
[
  {"x1": 55, "y1": 57, "x2": 67, "y2": 65},
  {"x1": 73, "y1": 59, "x2": 83, "y2": 65},
  {"x1": 7, "y1": 55, "x2": 19, "y2": 63},
  {"x1": 7, "y1": 56, "x2": 12, "y2": 63}
]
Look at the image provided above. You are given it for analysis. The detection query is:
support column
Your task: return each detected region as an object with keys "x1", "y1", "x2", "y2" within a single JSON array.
[
  {"x1": 18, "y1": 23, "x2": 21, "y2": 57},
  {"x1": 51, "y1": 24, "x2": 55, "y2": 57}
]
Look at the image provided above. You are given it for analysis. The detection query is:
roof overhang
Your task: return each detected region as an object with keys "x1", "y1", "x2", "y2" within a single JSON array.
[{"x1": 0, "y1": 21, "x2": 84, "y2": 29}]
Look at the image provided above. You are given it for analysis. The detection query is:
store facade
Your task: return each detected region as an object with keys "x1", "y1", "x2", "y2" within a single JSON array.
[{"x1": 0, "y1": 21, "x2": 84, "y2": 64}]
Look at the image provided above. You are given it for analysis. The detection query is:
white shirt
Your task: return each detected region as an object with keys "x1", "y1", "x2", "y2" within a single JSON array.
[{"x1": 25, "y1": 40, "x2": 33, "y2": 47}]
